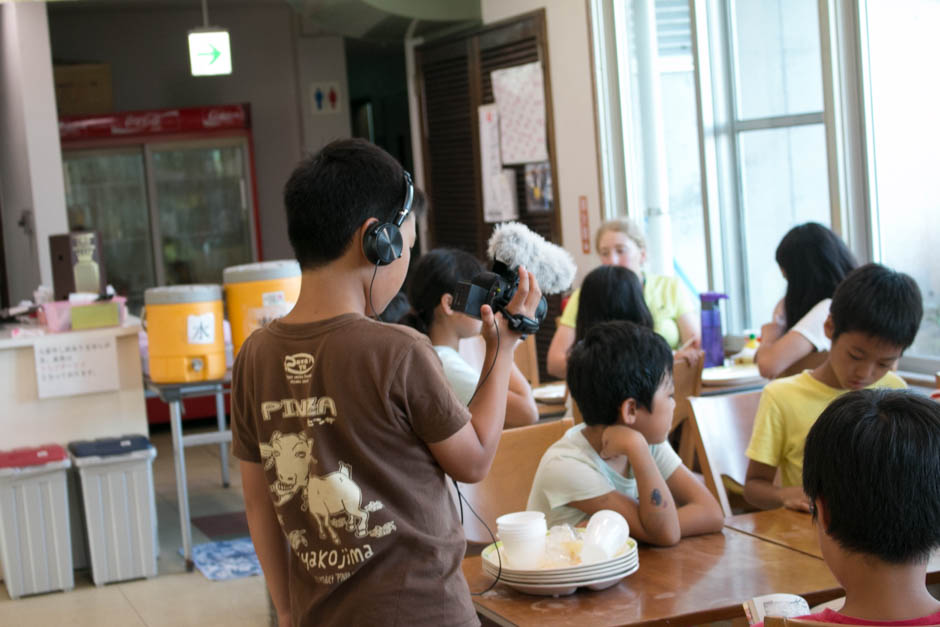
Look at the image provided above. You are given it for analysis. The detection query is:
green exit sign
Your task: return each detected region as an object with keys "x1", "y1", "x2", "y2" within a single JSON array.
[{"x1": 188, "y1": 29, "x2": 232, "y2": 76}]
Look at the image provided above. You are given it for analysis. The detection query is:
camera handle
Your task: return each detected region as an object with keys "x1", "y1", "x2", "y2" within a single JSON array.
[{"x1": 496, "y1": 305, "x2": 541, "y2": 339}]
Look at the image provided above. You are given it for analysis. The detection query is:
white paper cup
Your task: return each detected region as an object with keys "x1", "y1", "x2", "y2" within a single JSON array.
[
  {"x1": 580, "y1": 510, "x2": 630, "y2": 564},
  {"x1": 497, "y1": 511, "x2": 547, "y2": 569},
  {"x1": 496, "y1": 511, "x2": 545, "y2": 529}
]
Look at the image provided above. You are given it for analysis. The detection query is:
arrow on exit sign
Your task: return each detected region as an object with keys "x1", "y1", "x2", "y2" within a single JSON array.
[{"x1": 188, "y1": 29, "x2": 232, "y2": 76}]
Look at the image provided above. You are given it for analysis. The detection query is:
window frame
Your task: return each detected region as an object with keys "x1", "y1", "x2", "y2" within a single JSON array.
[{"x1": 588, "y1": 0, "x2": 940, "y2": 373}]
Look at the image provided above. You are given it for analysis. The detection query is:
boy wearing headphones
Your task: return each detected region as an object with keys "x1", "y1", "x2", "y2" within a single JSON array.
[{"x1": 231, "y1": 139, "x2": 541, "y2": 626}]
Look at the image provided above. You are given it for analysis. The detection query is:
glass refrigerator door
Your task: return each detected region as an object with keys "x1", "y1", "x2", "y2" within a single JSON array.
[
  {"x1": 150, "y1": 140, "x2": 256, "y2": 286},
  {"x1": 62, "y1": 148, "x2": 156, "y2": 312}
]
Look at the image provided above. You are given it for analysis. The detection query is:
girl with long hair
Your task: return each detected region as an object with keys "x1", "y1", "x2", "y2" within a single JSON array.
[{"x1": 755, "y1": 222, "x2": 857, "y2": 378}]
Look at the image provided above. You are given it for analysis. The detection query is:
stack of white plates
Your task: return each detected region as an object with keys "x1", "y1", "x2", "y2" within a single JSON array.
[
  {"x1": 701, "y1": 363, "x2": 764, "y2": 386},
  {"x1": 532, "y1": 382, "x2": 567, "y2": 404},
  {"x1": 480, "y1": 536, "x2": 639, "y2": 596}
]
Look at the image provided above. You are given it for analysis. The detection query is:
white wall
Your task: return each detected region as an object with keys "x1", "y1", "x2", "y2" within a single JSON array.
[
  {"x1": 295, "y1": 35, "x2": 352, "y2": 152},
  {"x1": 0, "y1": 2, "x2": 69, "y2": 304},
  {"x1": 47, "y1": 3, "x2": 341, "y2": 263},
  {"x1": 482, "y1": 0, "x2": 601, "y2": 284}
]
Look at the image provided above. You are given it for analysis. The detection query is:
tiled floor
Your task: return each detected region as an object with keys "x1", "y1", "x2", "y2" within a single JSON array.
[{"x1": 0, "y1": 422, "x2": 273, "y2": 627}]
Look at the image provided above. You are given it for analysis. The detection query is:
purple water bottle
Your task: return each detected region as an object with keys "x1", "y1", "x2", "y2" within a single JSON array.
[{"x1": 700, "y1": 292, "x2": 728, "y2": 367}]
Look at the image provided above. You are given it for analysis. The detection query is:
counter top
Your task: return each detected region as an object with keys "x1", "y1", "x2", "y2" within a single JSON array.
[{"x1": 0, "y1": 316, "x2": 141, "y2": 350}]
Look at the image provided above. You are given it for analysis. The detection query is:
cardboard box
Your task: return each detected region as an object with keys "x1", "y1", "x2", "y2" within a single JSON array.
[{"x1": 54, "y1": 63, "x2": 112, "y2": 116}]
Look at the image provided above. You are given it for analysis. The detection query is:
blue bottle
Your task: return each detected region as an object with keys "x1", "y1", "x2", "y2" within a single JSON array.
[{"x1": 700, "y1": 292, "x2": 728, "y2": 367}]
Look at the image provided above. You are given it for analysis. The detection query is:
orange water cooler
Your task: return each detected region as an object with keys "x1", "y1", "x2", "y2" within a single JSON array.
[
  {"x1": 223, "y1": 260, "x2": 301, "y2": 356},
  {"x1": 144, "y1": 285, "x2": 226, "y2": 383}
]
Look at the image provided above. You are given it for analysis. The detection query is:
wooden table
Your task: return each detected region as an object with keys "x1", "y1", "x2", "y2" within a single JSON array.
[
  {"x1": 725, "y1": 508, "x2": 822, "y2": 559},
  {"x1": 726, "y1": 508, "x2": 940, "y2": 582},
  {"x1": 462, "y1": 528, "x2": 843, "y2": 626},
  {"x1": 700, "y1": 379, "x2": 767, "y2": 397}
]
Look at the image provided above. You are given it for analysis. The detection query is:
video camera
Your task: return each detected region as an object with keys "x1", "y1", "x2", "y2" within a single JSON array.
[{"x1": 451, "y1": 261, "x2": 547, "y2": 336}]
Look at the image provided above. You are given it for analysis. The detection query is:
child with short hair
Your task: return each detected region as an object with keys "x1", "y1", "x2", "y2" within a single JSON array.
[
  {"x1": 786, "y1": 389, "x2": 940, "y2": 624},
  {"x1": 745, "y1": 263, "x2": 923, "y2": 511},
  {"x1": 401, "y1": 248, "x2": 538, "y2": 427},
  {"x1": 231, "y1": 139, "x2": 541, "y2": 626},
  {"x1": 527, "y1": 321, "x2": 723, "y2": 546}
]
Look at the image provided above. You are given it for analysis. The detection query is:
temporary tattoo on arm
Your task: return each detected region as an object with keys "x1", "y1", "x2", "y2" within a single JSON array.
[{"x1": 651, "y1": 489, "x2": 663, "y2": 507}]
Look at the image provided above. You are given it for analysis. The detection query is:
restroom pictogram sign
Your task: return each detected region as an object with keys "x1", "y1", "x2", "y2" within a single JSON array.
[{"x1": 310, "y1": 82, "x2": 342, "y2": 115}]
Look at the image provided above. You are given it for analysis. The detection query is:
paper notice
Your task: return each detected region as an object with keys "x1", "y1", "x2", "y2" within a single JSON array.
[
  {"x1": 187, "y1": 312, "x2": 216, "y2": 344},
  {"x1": 34, "y1": 334, "x2": 120, "y2": 399},
  {"x1": 479, "y1": 104, "x2": 520, "y2": 222},
  {"x1": 491, "y1": 62, "x2": 549, "y2": 165}
]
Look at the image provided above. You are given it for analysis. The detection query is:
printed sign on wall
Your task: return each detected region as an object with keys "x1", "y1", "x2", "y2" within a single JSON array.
[
  {"x1": 490, "y1": 62, "x2": 549, "y2": 165},
  {"x1": 310, "y1": 82, "x2": 342, "y2": 115},
  {"x1": 479, "y1": 104, "x2": 519, "y2": 223},
  {"x1": 34, "y1": 334, "x2": 120, "y2": 399}
]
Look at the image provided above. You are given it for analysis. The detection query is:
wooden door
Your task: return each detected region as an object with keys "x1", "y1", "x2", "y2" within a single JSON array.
[{"x1": 415, "y1": 10, "x2": 563, "y2": 380}]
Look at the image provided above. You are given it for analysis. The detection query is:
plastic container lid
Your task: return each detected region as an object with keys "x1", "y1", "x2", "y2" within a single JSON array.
[
  {"x1": 69, "y1": 435, "x2": 152, "y2": 459},
  {"x1": 145, "y1": 284, "x2": 222, "y2": 305},
  {"x1": 0, "y1": 444, "x2": 68, "y2": 469},
  {"x1": 223, "y1": 260, "x2": 301, "y2": 284}
]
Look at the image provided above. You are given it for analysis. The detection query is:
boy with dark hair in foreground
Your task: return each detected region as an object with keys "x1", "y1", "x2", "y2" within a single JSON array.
[
  {"x1": 745, "y1": 263, "x2": 923, "y2": 510},
  {"x1": 527, "y1": 321, "x2": 723, "y2": 545},
  {"x1": 788, "y1": 389, "x2": 940, "y2": 624},
  {"x1": 231, "y1": 139, "x2": 541, "y2": 626}
]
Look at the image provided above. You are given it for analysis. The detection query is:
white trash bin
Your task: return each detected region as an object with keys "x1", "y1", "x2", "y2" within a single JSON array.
[
  {"x1": 68, "y1": 435, "x2": 158, "y2": 586},
  {"x1": 0, "y1": 444, "x2": 74, "y2": 599}
]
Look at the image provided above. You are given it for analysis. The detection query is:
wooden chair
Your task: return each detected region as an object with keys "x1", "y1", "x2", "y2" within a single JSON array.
[
  {"x1": 454, "y1": 417, "x2": 573, "y2": 543},
  {"x1": 514, "y1": 334, "x2": 540, "y2": 387},
  {"x1": 778, "y1": 350, "x2": 828, "y2": 378},
  {"x1": 687, "y1": 390, "x2": 762, "y2": 517},
  {"x1": 459, "y1": 334, "x2": 541, "y2": 387},
  {"x1": 571, "y1": 399, "x2": 584, "y2": 425},
  {"x1": 671, "y1": 350, "x2": 706, "y2": 466}
]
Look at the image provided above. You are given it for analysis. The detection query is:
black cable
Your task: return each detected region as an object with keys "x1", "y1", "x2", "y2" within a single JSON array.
[
  {"x1": 464, "y1": 319, "x2": 499, "y2": 407},
  {"x1": 367, "y1": 263, "x2": 380, "y2": 320},
  {"x1": 452, "y1": 319, "x2": 504, "y2": 595},
  {"x1": 459, "y1": 483, "x2": 502, "y2": 596}
]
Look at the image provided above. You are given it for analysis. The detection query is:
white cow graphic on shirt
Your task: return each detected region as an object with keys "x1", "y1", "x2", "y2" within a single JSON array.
[
  {"x1": 302, "y1": 462, "x2": 371, "y2": 545},
  {"x1": 259, "y1": 431, "x2": 315, "y2": 506}
]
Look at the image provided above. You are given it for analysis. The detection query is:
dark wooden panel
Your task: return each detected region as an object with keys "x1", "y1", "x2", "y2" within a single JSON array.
[
  {"x1": 416, "y1": 45, "x2": 482, "y2": 258},
  {"x1": 416, "y1": 9, "x2": 562, "y2": 379}
]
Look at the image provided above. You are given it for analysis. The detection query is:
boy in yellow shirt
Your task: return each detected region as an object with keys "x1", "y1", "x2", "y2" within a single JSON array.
[{"x1": 744, "y1": 264, "x2": 922, "y2": 511}]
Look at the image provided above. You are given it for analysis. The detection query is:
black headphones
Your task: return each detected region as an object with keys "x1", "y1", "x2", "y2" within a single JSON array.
[{"x1": 362, "y1": 171, "x2": 415, "y2": 266}]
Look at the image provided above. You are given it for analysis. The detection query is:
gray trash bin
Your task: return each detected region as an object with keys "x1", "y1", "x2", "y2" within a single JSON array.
[
  {"x1": 69, "y1": 435, "x2": 158, "y2": 585},
  {"x1": 0, "y1": 444, "x2": 74, "y2": 599}
]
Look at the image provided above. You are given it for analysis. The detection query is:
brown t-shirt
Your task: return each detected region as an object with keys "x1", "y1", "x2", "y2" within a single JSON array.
[{"x1": 231, "y1": 314, "x2": 477, "y2": 627}]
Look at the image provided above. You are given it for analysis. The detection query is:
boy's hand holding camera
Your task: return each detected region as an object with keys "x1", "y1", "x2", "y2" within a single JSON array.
[
  {"x1": 478, "y1": 266, "x2": 542, "y2": 350},
  {"x1": 428, "y1": 268, "x2": 541, "y2": 484}
]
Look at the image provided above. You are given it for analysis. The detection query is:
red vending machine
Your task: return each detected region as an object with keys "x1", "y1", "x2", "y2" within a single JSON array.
[{"x1": 59, "y1": 104, "x2": 261, "y2": 423}]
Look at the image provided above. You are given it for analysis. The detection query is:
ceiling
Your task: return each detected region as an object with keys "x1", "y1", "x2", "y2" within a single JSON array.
[{"x1": 49, "y1": 0, "x2": 481, "y2": 42}]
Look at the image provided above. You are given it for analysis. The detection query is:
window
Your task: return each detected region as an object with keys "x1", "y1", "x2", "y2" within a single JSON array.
[
  {"x1": 862, "y1": 0, "x2": 940, "y2": 364},
  {"x1": 590, "y1": 0, "x2": 940, "y2": 371},
  {"x1": 711, "y1": 0, "x2": 830, "y2": 328}
]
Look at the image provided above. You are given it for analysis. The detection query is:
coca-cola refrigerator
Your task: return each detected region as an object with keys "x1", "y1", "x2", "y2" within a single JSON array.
[{"x1": 59, "y1": 104, "x2": 262, "y2": 313}]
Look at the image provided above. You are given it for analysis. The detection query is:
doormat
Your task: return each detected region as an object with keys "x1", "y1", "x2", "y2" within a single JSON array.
[
  {"x1": 186, "y1": 537, "x2": 262, "y2": 581},
  {"x1": 192, "y1": 511, "x2": 250, "y2": 540}
]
